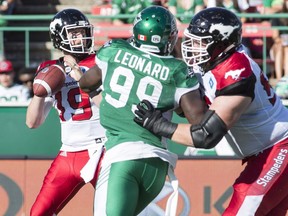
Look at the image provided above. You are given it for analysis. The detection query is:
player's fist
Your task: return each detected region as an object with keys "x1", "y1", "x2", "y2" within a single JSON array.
[{"x1": 134, "y1": 100, "x2": 177, "y2": 139}]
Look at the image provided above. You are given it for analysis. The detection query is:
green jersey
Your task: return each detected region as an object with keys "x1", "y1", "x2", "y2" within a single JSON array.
[{"x1": 97, "y1": 39, "x2": 199, "y2": 150}]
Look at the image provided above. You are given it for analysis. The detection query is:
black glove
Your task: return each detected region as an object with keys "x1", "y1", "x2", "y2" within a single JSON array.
[{"x1": 134, "y1": 100, "x2": 178, "y2": 139}]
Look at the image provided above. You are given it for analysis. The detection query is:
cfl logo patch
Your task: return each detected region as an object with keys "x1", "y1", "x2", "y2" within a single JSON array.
[{"x1": 151, "y1": 35, "x2": 161, "y2": 43}]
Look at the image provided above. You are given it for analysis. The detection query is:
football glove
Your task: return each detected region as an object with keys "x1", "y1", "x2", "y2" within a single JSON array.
[{"x1": 134, "y1": 100, "x2": 177, "y2": 139}]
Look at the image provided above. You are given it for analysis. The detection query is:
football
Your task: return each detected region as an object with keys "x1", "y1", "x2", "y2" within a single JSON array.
[{"x1": 33, "y1": 64, "x2": 66, "y2": 97}]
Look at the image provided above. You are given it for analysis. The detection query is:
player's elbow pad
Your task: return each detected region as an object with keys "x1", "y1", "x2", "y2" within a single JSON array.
[{"x1": 191, "y1": 110, "x2": 227, "y2": 149}]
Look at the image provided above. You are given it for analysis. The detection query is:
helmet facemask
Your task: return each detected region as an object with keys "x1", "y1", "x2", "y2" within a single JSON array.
[
  {"x1": 59, "y1": 24, "x2": 94, "y2": 54},
  {"x1": 181, "y1": 7, "x2": 242, "y2": 72},
  {"x1": 181, "y1": 29, "x2": 213, "y2": 67},
  {"x1": 49, "y1": 9, "x2": 95, "y2": 59}
]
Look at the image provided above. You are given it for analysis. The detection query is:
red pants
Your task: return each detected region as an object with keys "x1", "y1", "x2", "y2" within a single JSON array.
[
  {"x1": 223, "y1": 139, "x2": 288, "y2": 216},
  {"x1": 30, "y1": 150, "x2": 103, "y2": 216}
]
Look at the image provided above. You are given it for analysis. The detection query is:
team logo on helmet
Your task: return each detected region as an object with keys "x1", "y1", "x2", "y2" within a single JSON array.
[
  {"x1": 209, "y1": 24, "x2": 240, "y2": 40},
  {"x1": 50, "y1": 18, "x2": 62, "y2": 34}
]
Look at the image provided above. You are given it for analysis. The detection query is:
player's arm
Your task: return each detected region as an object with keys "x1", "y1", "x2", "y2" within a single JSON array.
[
  {"x1": 179, "y1": 89, "x2": 207, "y2": 125},
  {"x1": 78, "y1": 65, "x2": 102, "y2": 94},
  {"x1": 26, "y1": 96, "x2": 53, "y2": 129},
  {"x1": 172, "y1": 95, "x2": 251, "y2": 146},
  {"x1": 134, "y1": 95, "x2": 251, "y2": 148},
  {"x1": 135, "y1": 69, "x2": 255, "y2": 148},
  {"x1": 91, "y1": 93, "x2": 102, "y2": 107},
  {"x1": 133, "y1": 89, "x2": 206, "y2": 139}
]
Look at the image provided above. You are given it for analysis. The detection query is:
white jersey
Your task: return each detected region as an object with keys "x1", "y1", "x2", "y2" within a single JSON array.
[
  {"x1": 0, "y1": 83, "x2": 30, "y2": 103},
  {"x1": 198, "y1": 45, "x2": 288, "y2": 158},
  {"x1": 38, "y1": 56, "x2": 106, "y2": 152}
]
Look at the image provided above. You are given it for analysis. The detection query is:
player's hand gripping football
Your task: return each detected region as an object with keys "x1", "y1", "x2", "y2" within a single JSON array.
[
  {"x1": 63, "y1": 55, "x2": 82, "y2": 81},
  {"x1": 134, "y1": 100, "x2": 178, "y2": 139}
]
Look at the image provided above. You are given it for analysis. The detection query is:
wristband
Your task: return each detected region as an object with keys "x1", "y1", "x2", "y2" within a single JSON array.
[{"x1": 88, "y1": 90, "x2": 100, "y2": 98}]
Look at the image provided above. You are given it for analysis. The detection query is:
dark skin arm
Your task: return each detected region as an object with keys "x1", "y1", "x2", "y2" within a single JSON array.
[
  {"x1": 179, "y1": 89, "x2": 207, "y2": 125},
  {"x1": 134, "y1": 89, "x2": 207, "y2": 140},
  {"x1": 78, "y1": 64, "x2": 102, "y2": 93}
]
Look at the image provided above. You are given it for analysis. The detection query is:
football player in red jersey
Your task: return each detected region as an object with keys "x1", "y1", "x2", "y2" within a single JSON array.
[
  {"x1": 134, "y1": 7, "x2": 288, "y2": 216},
  {"x1": 26, "y1": 9, "x2": 106, "y2": 215}
]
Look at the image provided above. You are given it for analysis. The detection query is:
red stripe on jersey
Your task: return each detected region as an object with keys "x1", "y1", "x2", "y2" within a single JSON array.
[
  {"x1": 211, "y1": 52, "x2": 253, "y2": 91},
  {"x1": 79, "y1": 54, "x2": 96, "y2": 68},
  {"x1": 37, "y1": 60, "x2": 58, "y2": 74},
  {"x1": 37, "y1": 54, "x2": 96, "y2": 74}
]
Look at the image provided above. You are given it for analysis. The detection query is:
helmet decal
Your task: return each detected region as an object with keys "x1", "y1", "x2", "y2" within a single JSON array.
[
  {"x1": 209, "y1": 23, "x2": 241, "y2": 40},
  {"x1": 138, "y1": 34, "x2": 147, "y2": 41},
  {"x1": 50, "y1": 18, "x2": 62, "y2": 34},
  {"x1": 78, "y1": 20, "x2": 86, "y2": 26},
  {"x1": 151, "y1": 35, "x2": 161, "y2": 44}
]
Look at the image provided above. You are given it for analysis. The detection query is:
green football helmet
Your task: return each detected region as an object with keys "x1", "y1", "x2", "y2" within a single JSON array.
[{"x1": 132, "y1": 6, "x2": 178, "y2": 56}]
